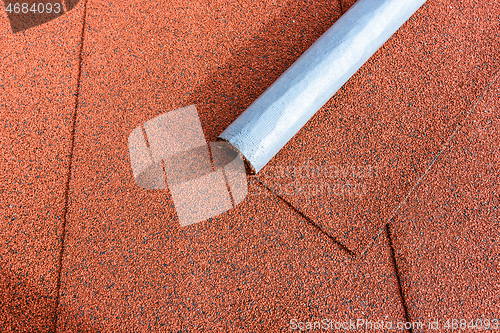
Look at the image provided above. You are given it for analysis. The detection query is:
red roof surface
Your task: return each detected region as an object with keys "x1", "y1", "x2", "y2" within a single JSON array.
[{"x1": 1, "y1": 0, "x2": 499, "y2": 331}]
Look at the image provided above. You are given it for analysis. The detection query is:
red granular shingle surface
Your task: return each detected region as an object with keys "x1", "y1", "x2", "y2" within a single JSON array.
[
  {"x1": 257, "y1": 0, "x2": 500, "y2": 254},
  {"x1": 389, "y1": 75, "x2": 500, "y2": 329},
  {"x1": 59, "y1": 176, "x2": 410, "y2": 332},
  {"x1": 54, "y1": 0, "x2": 408, "y2": 331},
  {"x1": 2, "y1": 0, "x2": 499, "y2": 331},
  {"x1": 340, "y1": 0, "x2": 357, "y2": 13},
  {"x1": 0, "y1": 4, "x2": 10, "y2": 33},
  {"x1": 58, "y1": 177, "x2": 407, "y2": 331},
  {"x1": 0, "y1": 2, "x2": 85, "y2": 331}
]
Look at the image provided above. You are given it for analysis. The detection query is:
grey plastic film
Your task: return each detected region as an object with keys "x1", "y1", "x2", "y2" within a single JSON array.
[{"x1": 219, "y1": 0, "x2": 427, "y2": 173}]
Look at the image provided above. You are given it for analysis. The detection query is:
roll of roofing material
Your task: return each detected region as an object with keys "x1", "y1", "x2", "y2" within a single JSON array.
[{"x1": 219, "y1": 0, "x2": 427, "y2": 173}]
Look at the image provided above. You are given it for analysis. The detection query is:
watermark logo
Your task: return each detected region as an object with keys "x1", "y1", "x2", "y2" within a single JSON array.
[
  {"x1": 260, "y1": 162, "x2": 378, "y2": 198},
  {"x1": 2, "y1": 0, "x2": 81, "y2": 33},
  {"x1": 290, "y1": 318, "x2": 426, "y2": 331},
  {"x1": 128, "y1": 105, "x2": 248, "y2": 227}
]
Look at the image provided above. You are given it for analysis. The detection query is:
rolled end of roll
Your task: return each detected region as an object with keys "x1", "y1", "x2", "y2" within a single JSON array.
[
  {"x1": 214, "y1": 137, "x2": 256, "y2": 176},
  {"x1": 128, "y1": 105, "x2": 249, "y2": 227}
]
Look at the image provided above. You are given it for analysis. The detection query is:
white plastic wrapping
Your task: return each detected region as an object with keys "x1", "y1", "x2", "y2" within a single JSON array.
[{"x1": 219, "y1": 0, "x2": 427, "y2": 173}]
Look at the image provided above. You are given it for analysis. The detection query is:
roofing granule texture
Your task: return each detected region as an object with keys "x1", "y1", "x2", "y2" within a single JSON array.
[
  {"x1": 339, "y1": 0, "x2": 358, "y2": 14},
  {"x1": 54, "y1": 0, "x2": 407, "y2": 330},
  {"x1": 257, "y1": 0, "x2": 500, "y2": 254},
  {"x1": 58, "y1": 178, "x2": 407, "y2": 331},
  {"x1": 0, "y1": 2, "x2": 85, "y2": 332},
  {"x1": 1, "y1": 0, "x2": 499, "y2": 331},
  {"x1": 389, "y1": 74, "x2": 500, "y2": 329}
]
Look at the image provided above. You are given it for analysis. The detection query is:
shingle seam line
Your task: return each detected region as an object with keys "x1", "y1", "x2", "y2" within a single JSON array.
[
  {"x1": 252, "y1": 176, "x2": 354, "y2": 257},
  {"x1": 52, "y1": 1, "x2": 90, "y2": 331},
  {"x1": 361, "y1": 69, "x2": 500, "y2": 257},
  {"x1": 385, "y1": 223, "x2": 413, "y2": 333}
]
